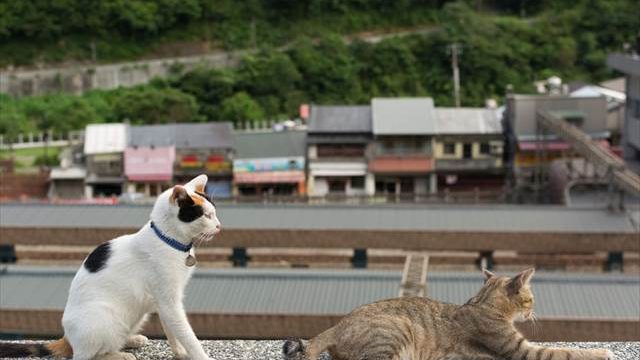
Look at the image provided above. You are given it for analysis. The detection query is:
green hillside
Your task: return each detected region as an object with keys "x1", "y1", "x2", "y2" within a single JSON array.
[{"x1": 1, "y1": 0, "x2": 638, "y2": 141}]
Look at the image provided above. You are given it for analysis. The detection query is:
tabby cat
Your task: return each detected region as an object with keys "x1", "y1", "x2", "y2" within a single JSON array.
[{"x1": 283, "y1": 268, "x2": 612, "y2": 360}]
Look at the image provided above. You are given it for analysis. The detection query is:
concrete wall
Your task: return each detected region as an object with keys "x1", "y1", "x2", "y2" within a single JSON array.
[{"x1": 0, "y1": 50, "x2": 246, "y2": 97}]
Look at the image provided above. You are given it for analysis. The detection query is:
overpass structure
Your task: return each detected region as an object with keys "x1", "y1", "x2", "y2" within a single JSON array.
[
  {"x1": 536, "y1": 110, "x2": 640, "y2": 205},
  {"x1": 0, "y1": 203, "x2": 638, "y2": 270}
]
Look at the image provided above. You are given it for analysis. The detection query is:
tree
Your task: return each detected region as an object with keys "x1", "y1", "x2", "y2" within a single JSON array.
[
  {"x1": 289, "y1": 35, "x2": 362, "y2": 103},
  {"x1": 238, "y1": 50, "x2": 301, "y2": 100},
  {"x1": 111, "y1": 86, "x2": 200, "y2": 124},
  {"x1": 172, "y1": 67, "x2": 236, "y2": 120},
  {"x1": 220, "y1": 92, "x2": 265, "y2": 124}
]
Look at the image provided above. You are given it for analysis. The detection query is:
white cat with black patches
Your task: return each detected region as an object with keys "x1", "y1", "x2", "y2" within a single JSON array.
[{"x1": 0, "y1": 175, "x2": 220, "y2": 360}]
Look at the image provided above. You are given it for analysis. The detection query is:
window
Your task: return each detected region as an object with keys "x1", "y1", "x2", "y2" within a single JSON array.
[
  {"x1": 444, "y1": 143, "x2": 456, "y2": 155},
  {"x1": 317, "y1": 144, "x2": 365, "y2": 157},
  {"x1": 350, "y1": 176, "x2": 365, "y2": 189},
  {"x1": 480, "y1": 143, "x2": 491, "y2": 155}
]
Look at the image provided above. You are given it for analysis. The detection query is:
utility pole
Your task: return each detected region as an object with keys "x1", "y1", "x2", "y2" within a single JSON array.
[{"x1": 449, "y1": 43, "x2": 462, "y2": 107}]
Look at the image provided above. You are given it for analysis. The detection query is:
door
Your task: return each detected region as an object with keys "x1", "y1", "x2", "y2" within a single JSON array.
[{"x1": 463, "y1": 143, "x2": 472, "y2": 159}]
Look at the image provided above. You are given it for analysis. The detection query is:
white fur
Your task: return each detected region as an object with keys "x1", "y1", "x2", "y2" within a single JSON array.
[{"x1": 62, "y1": 175, "x2": 220, "y2": 360}]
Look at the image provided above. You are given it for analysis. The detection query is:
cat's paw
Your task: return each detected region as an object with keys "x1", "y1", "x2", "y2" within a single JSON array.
[
  {"x1": 125, "y1": 335, "x2": 149, "y2": 349},
  {"x1": 590, "y1": 349, "x2": 614, "y2": 360},
  {"x1": 121, "y1": 353, "x2": 137, "y2": 360},
  {"x1": 173, "y1": 349, "x2": 189, "y2": 360}
]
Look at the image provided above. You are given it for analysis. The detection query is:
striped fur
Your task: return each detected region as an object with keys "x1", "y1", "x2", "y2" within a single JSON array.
[{"x1": 283, "y1": 268, "x2": 613, "y2": 360}]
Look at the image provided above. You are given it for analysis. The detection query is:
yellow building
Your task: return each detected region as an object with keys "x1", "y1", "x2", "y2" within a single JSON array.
[{"x1": 432, "y1": 108, "x2": 505, "y2": 192}]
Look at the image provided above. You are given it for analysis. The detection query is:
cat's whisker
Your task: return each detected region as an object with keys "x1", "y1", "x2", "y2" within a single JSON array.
[{"x1": 530, "y1": 312, "x2": 540, "y2": 338}]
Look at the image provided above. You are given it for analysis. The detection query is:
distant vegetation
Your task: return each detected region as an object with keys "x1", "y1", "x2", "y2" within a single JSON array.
[{"x1": 0, "y1": 0, "x2": 638, "y2": 141}]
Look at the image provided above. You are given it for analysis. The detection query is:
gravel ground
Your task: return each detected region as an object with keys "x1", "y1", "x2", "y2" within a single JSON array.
[{"x1": 0, "y1": 340, "x2": 638, "y2": 359}]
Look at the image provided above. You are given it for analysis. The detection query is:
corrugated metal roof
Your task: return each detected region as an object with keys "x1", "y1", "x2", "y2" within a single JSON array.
[
  {"x1": 308, "y1": 106, "x2": 371, "y2": 133},
  {"x1": 0, "y1": 266, "x2": 399, "y2": 314},
  {"x1": 2, "y1": 266, "x2": 638, "y2": 318},
  {"x1": 84, "y1": 124, "x2": 129, "y2": 155},
  {"x1": 0, "y1": 204, "x2": 636, "y2": 233},
  {"x1": 425, "y1": 271, "x2": 640, "y2": 318},
  {"x1": 435, "y1": 108, "x2": 502, "y2": 134},
  {"x1": 234, "y1": 131, "x2": 307, "y2": 159},
  {"x1": 130, "y1": 123, "x2": 234, "y2": 149},
  {"x1": 372, "y1": 98, "x2": 436, "y2": 135}
]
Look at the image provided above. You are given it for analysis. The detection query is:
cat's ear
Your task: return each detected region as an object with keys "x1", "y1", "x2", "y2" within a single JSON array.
[
  {"x1": 482, "y1": 268, "x2": 495, "y2": 282},
  {"x1": 170, "y1": 185, "x2": 190, "y2": 205},
  {"x1": 185, "y1": 174, "x2": 208, "y2": 192},
  {"x1": 507, "y1": 268, "x2": 535, "y2": 295}
]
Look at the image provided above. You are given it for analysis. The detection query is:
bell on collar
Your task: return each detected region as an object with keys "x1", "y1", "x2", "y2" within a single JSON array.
[{"x1": 185, "y1": 254, "x2": 197, "y2": 267}]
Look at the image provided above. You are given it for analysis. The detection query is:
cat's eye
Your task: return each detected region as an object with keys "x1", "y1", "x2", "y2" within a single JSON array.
[{"x1": 204, "y1": 213, "x2": 212, "y2": 219}]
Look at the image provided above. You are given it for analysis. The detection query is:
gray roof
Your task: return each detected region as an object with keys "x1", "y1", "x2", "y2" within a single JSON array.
[
  {"x1": 308, "y1": 106, "x2": 372, "y2": 134},
  {"x1": 234, "y1": 131, "x2": 306, "y2": 159},
  {"x1": 0, "y1": 204, "x2": 636, "y2": 233},
  {"x1": 130, "y1": 123, "x2": 234, "y2": 149},
  {"x1": 372, "y1": 98, "x2": 437, "y2": 135},
  {"x1": 435, "y1": 108, "x2": 502, "y2": 134},
  {"x1": 607, "y1": 53, "x2": 640, "y2": 77},
  {"x1": 1, "y1": 266, "x2": 638, "y2": 318},
  {"x1": 0, "y1": 266, "x2": 399, "y2": 314}
]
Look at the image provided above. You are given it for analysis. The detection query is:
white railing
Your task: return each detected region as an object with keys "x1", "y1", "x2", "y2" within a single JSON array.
[{"x1": 0, "y1": 131, "x2": 84, "y2": 150}]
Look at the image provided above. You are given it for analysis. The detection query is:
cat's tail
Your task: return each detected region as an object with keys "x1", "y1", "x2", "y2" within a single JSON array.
[
  {"x1": 283, "y1": 327, "x2": 336, "y2": 360},
  {"x1": 0, "y1": 337, "x2": 73, "y2": 358}
]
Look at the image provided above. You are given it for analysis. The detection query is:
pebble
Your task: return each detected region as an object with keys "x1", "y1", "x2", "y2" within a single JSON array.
[{"x1": 1, "y1": 340, "x2": 638, "y2": 359}]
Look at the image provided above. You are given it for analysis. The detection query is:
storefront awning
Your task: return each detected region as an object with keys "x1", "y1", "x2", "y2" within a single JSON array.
[
  {"x1": 125, "y1": 146, "x2": 175, "y2": 181},
  {"x1": 234, "y1": 171, "x2": 305, "y2": 184}
]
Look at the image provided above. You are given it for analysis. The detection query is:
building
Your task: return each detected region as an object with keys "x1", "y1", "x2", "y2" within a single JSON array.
[
  {"x1": 233, "y1": 130, "x2": 307, "y2": 196},
  {"x1": 48, "y1": 144, "x2": 87, "y2": 199},
  {"x1": 433, "y1": 107, "x2": 504, "y2": 192},
  {"x1": 48, "y1": 167, "x2": 86, "y2": 199},
  {"x1": 83, "y1": 123, "x2": 129, "y2": 197},
  {"x1": 173, "y1": 123, "x2": 234, "y2": 197},
  {"x1": 504, "y1": 95, "x2": 609, "y2": 191},
  {"x1": 124, "y1": 123, "x2": 234, "y2": 198},
  {"x1": 570, "y1": 83, "x2": 626, "y2": 144},
  {"x1": 370, "y1": 98, "x2": 436, "y2": 195},
  {"x1": 608, "y1": 53, "x2": 640, "y2": 172},
  {"x1": 306, "y1": 105, "x2": 374, "y2": 196},
  {"x1": 124, "y1": 125, "x2": 176, "y2": 197}
]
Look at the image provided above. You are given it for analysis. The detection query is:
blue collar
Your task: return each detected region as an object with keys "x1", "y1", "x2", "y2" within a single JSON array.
[{"x1": 150, "y1": 221, "x2": 192, "y2": 253}]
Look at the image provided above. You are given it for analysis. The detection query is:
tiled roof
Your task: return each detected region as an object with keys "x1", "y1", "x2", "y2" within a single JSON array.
[
  {"x1": 233, "y1": 131, "x2": 306, "y2": 159},
  {"x1": 434, "y1": 108, "x2": 502, "y2": 134},
  {"x1": 129, "y1": 123, "x2": 234, "y2": 149},
  {"x1": 308, "y1": 105, "x2": 372, "y2": 133},
  {"x1": 372, "y1": 98, "x2": 436, "y2": 135}
]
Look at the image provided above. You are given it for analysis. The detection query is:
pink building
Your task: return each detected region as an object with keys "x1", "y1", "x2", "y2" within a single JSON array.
[{"x1": 124, "y1": 146, "x2": 176, "y2": 196}]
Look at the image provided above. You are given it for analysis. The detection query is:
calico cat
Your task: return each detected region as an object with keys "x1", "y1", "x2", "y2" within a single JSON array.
[
  {"x1": 0, "y1": 174, "x2": 221, "y2": 360},
  {"x1": 283, "y1": 268, "x2": 613, "y2": 360}
]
